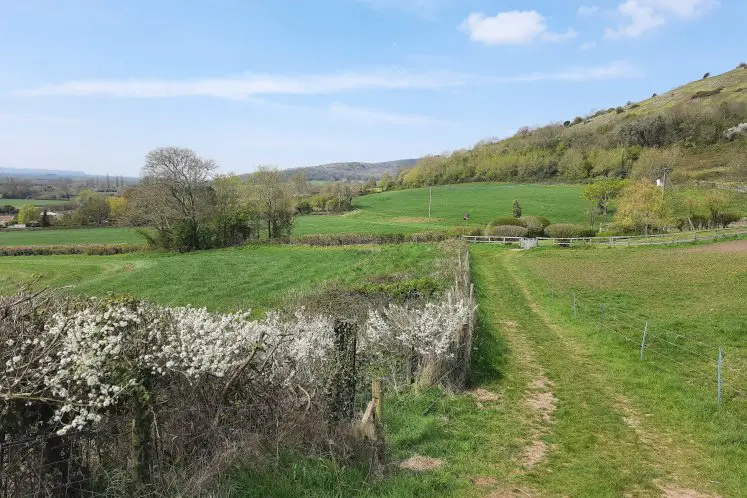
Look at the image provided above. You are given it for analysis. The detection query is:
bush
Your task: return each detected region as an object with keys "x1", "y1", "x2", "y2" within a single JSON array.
[
  {"x1": 739, "y1": 62, "x2": 747, "y2": 69},
  {"x1": 544, "y1": 224, "x2": 596, "y2": 239},
  {"x1": 0, "y1": 244, "x2": 142, "y2": 256},
  {"x1": 489, "y1": 216, "x2": 526, "y2": 227},
  {"x1": 485, "y1": 225, "x2": 529, "y2": 237},
  {"x1": 691, "y1": 88, "x2": 723, "y2": 99},
  {"x1": 522, "y1": 216, "x2": 551, "y2": 237},
  {"x1": 703, "y1": 72, "x2": 711, "y2": 79},
  {"x1": 615, "y1": 107, "x2": 625, "y2": 114}
]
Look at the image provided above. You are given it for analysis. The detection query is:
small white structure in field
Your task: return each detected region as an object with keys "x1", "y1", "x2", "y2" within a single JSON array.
[
  {"x1": 8, "y1": 224, "x2": 26, "y2": 229},
  {"x1": 656, "y1": 178, "x2": 664, "y2": 187}
]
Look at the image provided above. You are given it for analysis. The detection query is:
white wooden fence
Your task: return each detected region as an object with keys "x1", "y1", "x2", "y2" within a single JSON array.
[{"x1": 463, "y1": 227, "x2": 747, "y2": 248}]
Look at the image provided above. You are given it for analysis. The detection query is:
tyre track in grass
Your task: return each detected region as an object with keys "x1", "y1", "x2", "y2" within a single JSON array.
[
  {"x1": 471, "y1": 246, "x2": 665, "y2": 497},
  {"x1": 495, "y1": 248, "x2": 719, "y2": 498}
]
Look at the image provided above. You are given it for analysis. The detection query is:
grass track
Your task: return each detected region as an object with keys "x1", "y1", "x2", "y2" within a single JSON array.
[{"x1": 498, "y1": 244, "x2": 747, "y2": 496}]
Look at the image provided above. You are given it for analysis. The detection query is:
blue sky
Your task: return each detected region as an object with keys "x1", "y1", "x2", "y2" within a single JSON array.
[{"x1": 0, "y1": 0, "x2": 744, "y2": 176}]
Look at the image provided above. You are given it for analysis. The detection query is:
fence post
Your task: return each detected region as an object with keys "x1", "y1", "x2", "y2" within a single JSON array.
[
  {"x1": 718, "y1": 347, "x2": 723, "y2": 407},
  {"x1": 372, "y1": 378, "x2": 383, "y2": 422},
  {"x1": 640, "y1": 321, "x2": 648, "y2": 360},
  {"x1": 599, "y1": 304, "x2": 605, "y2": 331},
  {"x1": 325, "y1": 319, "x2": 358, "y2": 424}
]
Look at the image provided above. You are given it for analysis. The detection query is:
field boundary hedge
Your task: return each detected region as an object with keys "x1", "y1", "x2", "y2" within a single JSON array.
[{"x1": 0, "y1": 244, "x2": 144, "y2": 256}]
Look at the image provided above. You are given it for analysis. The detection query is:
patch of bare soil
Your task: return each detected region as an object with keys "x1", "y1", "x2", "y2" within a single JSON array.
[
  {"x1": 688, "y1": 240, "x2": 747, "y2": 253},
  {"x1": 520, "y1": 375, "x2": 558, "y2": 468},
  {"x1": 471, "y1": 476, "x2": 500, "y2": 486},
  {"x1": 123, "y1": 263, "x2": 135, "y2": 272},
  {"x1": 660, "y1": 486, "x2": 720, "y2": 498},
  {"x1": 485, "y1": 488, "x2": 537, "y2": 498},
  {"x1": 398, "y1": 455, "x2": 444, "y2": 471},
  {"x1": 472, "y1": 388, "x2": 501, "y2": 403}
]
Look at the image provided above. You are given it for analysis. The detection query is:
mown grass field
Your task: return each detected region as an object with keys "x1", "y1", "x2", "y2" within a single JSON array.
[
  {"x1": 0, "y1": 198, "x2": 65, "y2": 207},
  {"x1": 294, "y1": 183, "x2": 595, "y2": 235},
  {"x1": 475, "y1": 243, "x2": 747, "y2": 496},
  {"x1": 0, "y1": 227, "x2": 146, "y2": 246},
  {"x1": 0, "y1": 243, "x2": 452, "y2": 313}
]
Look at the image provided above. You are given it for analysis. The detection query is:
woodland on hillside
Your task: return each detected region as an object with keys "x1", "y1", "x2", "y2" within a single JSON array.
[{"x1": 398, "y1": 67, "x2": 747, "y2": 188}]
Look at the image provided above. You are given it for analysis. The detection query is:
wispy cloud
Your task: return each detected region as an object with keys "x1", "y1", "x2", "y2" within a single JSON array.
[
  {"x1": 605, "y1": 0, "x2": 718, "y2": 39},
  {"x1": 21, "y1": 70, "x2": 471, "y2": 99},
  {"x1": 460, "y1": 10, "x2": 577, "y2": 46},
  {"x1": 21, "y1": 61, "x2": 638, "y2": 104},
  {"x1": 328, "y1": 103, "x2": 450, "y2": 126}
]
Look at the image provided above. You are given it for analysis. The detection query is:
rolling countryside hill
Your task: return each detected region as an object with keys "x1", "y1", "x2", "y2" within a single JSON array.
[{"x1": 399, "y1": 66, "x2": 747, "y2": 187}]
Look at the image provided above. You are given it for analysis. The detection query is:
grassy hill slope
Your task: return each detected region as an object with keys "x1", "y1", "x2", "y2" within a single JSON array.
[{"x1": 399, "y1": 66, "x2": 747, "y2": 187}]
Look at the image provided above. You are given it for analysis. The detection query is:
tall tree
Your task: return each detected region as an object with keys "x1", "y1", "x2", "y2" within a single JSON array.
[
  {"x1": 138, "y1": 147, "x2": 217, "y2": 250},
  {"x1": 246, "y1": 167, "x2": 295, "y2": 239}
]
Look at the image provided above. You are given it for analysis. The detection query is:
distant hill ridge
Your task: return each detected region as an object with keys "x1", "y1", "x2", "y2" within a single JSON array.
[
  {"x1": 0, "y1": 167, "x2": 88, "y2": 178},
  {"x1": 283, "y1": 159, "x2": 417, "y2": 182}
]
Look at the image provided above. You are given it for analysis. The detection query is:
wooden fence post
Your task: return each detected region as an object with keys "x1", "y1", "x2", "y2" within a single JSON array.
[
  {"x1": 325, "y1": 319, "x2": 358, "y2": 424},
  {"x1": 372, "y1": 378, "x2": 383, "y2": 422}
]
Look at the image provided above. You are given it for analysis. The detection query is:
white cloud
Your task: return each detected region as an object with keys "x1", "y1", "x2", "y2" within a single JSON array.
[
  {"x1": 577, "y1": 5, "x2": 600, "y2": 17},
  {"x1": 495, "y1": 60, "x2": 640, "y2": 83},
  {"x1": 460, "y1": 10, "x2": 577, "y2": 46},
  {"x1": 328, "y1": 103, "x2": 450, "y2": 126},
  {"x1": 605, "y1": 0, "x2": 717, "y2": 39},
  {"x1": 22, "y1": 70, "x2": 471, "y2": 99}
]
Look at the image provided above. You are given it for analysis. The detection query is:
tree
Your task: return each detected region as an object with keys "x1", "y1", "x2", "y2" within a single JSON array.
[
  {"x1": 107, "y1": 196, "x2": 128, "y2": 224},
  {"x1": 137, "y1": 147, "x2": 217, "y2": 250},
  {"x1": 17, "y1": 205, "x2": 41, "y2": 224},
  {"x1": 583, "y1": 178, "x2": 627, "y2": 215},
  {"x1": 77, "y1": 189, "x2": 110, "y2": 225},
  {"x1": 246, "y1": 167, "x2": 295, "y2": 239},
  {"x1": 40, "y1": 210, "x2": 50, "y2": 227},
  {"x1": 512, "y1": 199, "x2": 522, "y2": 218},
  {"x1": 613, "y1": 181, "x2": 668, "y2": 234}
]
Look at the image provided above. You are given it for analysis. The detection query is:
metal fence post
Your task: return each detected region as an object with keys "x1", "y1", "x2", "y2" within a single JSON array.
[
  {"x1": 640, "y1": 321, "x2": 648, "y2": 360},
  {"x1": 718, "y1": 347, "x2": 723, "y2": 407}
]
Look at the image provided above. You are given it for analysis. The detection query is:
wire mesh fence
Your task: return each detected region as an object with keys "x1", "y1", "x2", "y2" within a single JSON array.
[{"x1": 544, "y1": 286, "x2": 747, "y2": 407}]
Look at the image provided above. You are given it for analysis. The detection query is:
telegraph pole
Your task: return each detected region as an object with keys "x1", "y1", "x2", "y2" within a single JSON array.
[{"x1": 428, "y1": 185, "x2": 432, "y2": 219}]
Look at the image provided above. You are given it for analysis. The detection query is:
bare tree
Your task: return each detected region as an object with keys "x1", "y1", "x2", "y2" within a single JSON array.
[{"x1": 136, "y1": 147, "x2": 217, "y2": 250}]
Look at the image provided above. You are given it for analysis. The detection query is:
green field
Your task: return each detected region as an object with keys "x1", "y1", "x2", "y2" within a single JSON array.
[
  {"x1": 0, "y1": 227, "x2": 145, "y2": 246},
  {"x1": 0, "y1": 243, "x2": 451, "y2": 312},
  {"x1": 0, "y1": 198, "x2": 66, "y2": 207},
  {"x1": 294, "y1": 183, "x2": 595, "y2": 235},
  {"x1": 455, "y1": 244, "x2": 747, "y2": 496}
]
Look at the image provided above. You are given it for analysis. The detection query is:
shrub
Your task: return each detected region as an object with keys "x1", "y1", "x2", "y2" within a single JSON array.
[
  {"x1": 489, "y1": 216, "x2": 526, "y2": 227},
  {"x1": 740, "y1": 62, "x2": 747, "y2": 69},
  {"x1": 629, "y1": 103, "x2": 640, "y2": 109},
  {"x1": 572, "y1": 117, "x2": 583, "y2": 125},
  {"x1": 691, "y1": 88, "x2": 723, "y2": 99},
  {"x1": 703, "y1": 72, "x2": 710, "y2": 79},
  {"x1": 485, "y1": 225, "x2": 529, "y2": 237},
  {"x1": 0, "y1": 244, "x2": 142, "y2": 256},
  {"x1": 512, "y1": 199, "x2": 522, "y2": 218},
  {"x1": 616, "y1": 107, "x2": 625, "y2": 114},
  {"x1": 522, "y1": 216, "x2": 551, "y2": 237},
  {"x1": 544, "y1": 223, "x2": 596, "y2": 239}
]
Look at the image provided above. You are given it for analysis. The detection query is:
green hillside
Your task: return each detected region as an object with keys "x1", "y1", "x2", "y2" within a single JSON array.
[{"x1": 399, "y1": 66, "x2": 747, "y2": 187}]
